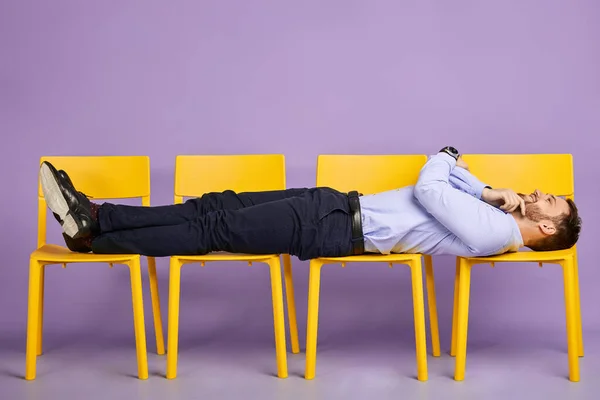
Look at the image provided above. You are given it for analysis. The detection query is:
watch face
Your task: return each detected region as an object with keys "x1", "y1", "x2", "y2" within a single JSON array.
[{"x1": 440, "y1": 146, "x2": 459, "y2": 159}]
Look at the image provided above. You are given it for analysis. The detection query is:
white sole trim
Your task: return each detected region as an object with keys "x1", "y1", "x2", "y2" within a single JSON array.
[{"x1": 40, "y1": 164, "x2": 79, "y2": 238}]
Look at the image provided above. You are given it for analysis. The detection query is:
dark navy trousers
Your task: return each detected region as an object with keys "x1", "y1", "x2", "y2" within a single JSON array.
[{"x1": 91, "y1": 187, "x2": 354, "y2": 261}]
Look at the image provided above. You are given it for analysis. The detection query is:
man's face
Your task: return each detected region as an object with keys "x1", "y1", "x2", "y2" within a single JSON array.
[{"x1": 519, "y1": 189, "x2": 570, "y2": 222}]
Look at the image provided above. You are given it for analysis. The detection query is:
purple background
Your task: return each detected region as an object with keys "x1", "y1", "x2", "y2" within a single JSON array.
[{"x1": 1, "y1": 0, "x2": 599, "y2": 398}]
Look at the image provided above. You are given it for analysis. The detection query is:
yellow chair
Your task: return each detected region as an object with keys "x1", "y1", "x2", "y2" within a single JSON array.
[
  {"x1": 166, "y1": 155, "x2": 299, "y2": 379},
  {"x1": 26, "y1": 156, "x2": 165, "y2": 380},
  {"x1": 304, "y1": 155, "x2": 441, "y2": 381},
  {"x1": 452, "y1": 154, "x2": 582, "y2": 381}
]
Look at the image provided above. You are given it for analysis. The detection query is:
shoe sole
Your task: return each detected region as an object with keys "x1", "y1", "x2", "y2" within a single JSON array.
[{"x1": 40, "y1": 163, "x2": 80, "y2": 238}]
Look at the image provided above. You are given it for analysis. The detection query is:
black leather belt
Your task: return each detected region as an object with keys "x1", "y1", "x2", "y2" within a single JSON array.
[{"x1": 347, "y1": 191, "x2": 365, "y2": 255}]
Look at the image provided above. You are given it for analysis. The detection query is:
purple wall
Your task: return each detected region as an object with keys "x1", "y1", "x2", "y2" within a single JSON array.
[{"x1": 1, "y1": 1, "x2": 599, "y2": 354}]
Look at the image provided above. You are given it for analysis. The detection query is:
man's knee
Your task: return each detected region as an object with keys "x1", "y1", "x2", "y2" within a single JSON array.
[{"x1": 187, "y1": 190, "x2": 244, "y2": 214}]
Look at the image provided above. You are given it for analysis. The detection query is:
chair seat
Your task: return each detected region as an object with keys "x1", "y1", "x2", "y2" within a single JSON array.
[
  {"x1": 460, "y1": 248, "x2": 575, "y2": 263},
  {"x1": 317, "y1": 253, "x2": 423, "y2": 264},
  {"x1": 172, "y1": 252, "x2": 281, "y2": 263},
  {"x1": 31, "y1": 244, "x2": 139, "y2": 263}
]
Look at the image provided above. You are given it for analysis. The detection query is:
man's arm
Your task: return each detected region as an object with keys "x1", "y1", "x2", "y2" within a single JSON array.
[
  {"x1": 449, "y1": 166, "x2": 488, "y2": 199},
  {"x1": 450, "y1": 161, "x2": 526, "y2": 214},
  {"x1": 413, "y1": 152, "x2": 508, "y2": 254}
]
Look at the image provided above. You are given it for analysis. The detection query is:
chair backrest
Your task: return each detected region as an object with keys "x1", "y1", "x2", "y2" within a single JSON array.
[
  {"x1": 174, "y1": 155, "x2": 286, "y2": 203},
  {"x1": 37, "y1": 156, "x2": 151, "y2": 247},
  {"x1": 461, "y1": 154, "x2": 574, "y2": 199},
  {"x1": 316, "y1": 155, "x2": 428, "y2": 194}
]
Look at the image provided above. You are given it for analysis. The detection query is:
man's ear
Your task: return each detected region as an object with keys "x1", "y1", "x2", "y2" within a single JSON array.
[{"x1": 539, "y1": 220, "x2": 557, "y2": 236}]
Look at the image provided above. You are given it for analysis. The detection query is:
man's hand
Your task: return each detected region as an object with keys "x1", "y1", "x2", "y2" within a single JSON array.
[
  {"x1": 481, "y1": 187, "x2": 526, "y2": 215},
  {"x1": 456, "y1": 156, "x2": 469, "y2": 171}
]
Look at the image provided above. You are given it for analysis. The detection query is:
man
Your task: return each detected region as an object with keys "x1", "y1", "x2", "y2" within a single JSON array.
[{"x1": 39, "y1": 147, "x2": 581, "y2": 260}]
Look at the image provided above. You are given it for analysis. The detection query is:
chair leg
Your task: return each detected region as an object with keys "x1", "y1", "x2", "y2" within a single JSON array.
[
  {"x1": 572, "y1": 252, "x2": 584, "y2": 357},
  {"x1": 147, "y1": 257, "x2": 165, "y2": 355},
  {"x1": 563, "y1": 256, "x2": 580, "y2": 382},
  {"x1": 128, "y1": 257, "x2": 149, "y2": 380},
  {"x1": 424, "y1": 255, "x2": 440, "y2": 357},
  {"x1": 166, "y1": 258, "x2": 182, "y2": 379},
  {"x1": 282, "y1": 254, "x2": 300, "y2": 354},
  {"x1": 304, "y1": 260, "x2": 323, "y2": 380},
  {"x1": 37, "y1": 266, "x2": 45, "y2": 356},
  {"x1": 454, "y1": 259, "x2": 472, "y2": 381},
  {"x1": 268, "y1": 258, "x2": 288, "y2": 378},
  {"x1": 450, "y1": 259, "x2": 460, "y2": 357},
  {"x1": 409, "y1": 260, "x2": 428, "y2": 381},
  {"x1": 25, "y1": 259, "x2": 43, "y2": 380}
]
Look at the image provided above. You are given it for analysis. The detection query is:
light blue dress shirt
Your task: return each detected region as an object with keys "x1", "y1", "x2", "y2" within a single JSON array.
[{"x1": 359, "y1": 153, "x2": 523, "y2": 257}]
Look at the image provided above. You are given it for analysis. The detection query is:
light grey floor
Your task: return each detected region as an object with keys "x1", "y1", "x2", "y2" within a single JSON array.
[{"x1": 1, "y1": 330, "x2": 598, "y2": 400}]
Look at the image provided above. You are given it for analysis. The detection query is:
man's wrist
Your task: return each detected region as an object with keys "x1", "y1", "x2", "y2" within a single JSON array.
[
  {"x1": 475, "y1": 183, "x2": 491, "y2": 200},
  {"x1": 481, "y1": 186, "x2": 494, "y2": 203},
  {"x1": 439, "y1": 146, "x2": 460, "y2": 160}
]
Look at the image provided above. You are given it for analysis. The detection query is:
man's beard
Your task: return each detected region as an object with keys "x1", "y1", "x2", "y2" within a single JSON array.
[
  {"x1": 525, "y1": 203, "x2": 547, "y2": 222},
  {"x1": 517, "y1": 193, "x2": 546, "y2": 222}
]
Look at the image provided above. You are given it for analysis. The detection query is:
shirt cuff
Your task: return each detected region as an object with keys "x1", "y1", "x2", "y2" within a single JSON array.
[
  {"x1": 471, "y1": 180, "x2": 488, "y2": 200},
  {"x1": 451, "y1": 166, "x2": 489, "y2": 199},
  {"x1": 435, "y1": 152, "x2": 458, "y2": 167}
]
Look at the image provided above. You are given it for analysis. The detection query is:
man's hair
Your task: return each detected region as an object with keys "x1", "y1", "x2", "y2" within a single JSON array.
[{"x1": 529, "y1": 199, "x2": 581, "y2": 251}]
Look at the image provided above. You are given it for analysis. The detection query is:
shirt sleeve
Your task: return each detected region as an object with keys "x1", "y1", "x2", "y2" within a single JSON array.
[
  {"x1": 413, "y1": 153, "x2": 508, "y2": 255},
  {"x1": 449, "y1": 167, "x2": 489, "y2": 199}
]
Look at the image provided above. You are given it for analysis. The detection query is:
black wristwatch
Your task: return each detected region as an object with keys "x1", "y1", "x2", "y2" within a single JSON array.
[{"x1": 439, "y1": 146, "x2": 460, "y2": 160}]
